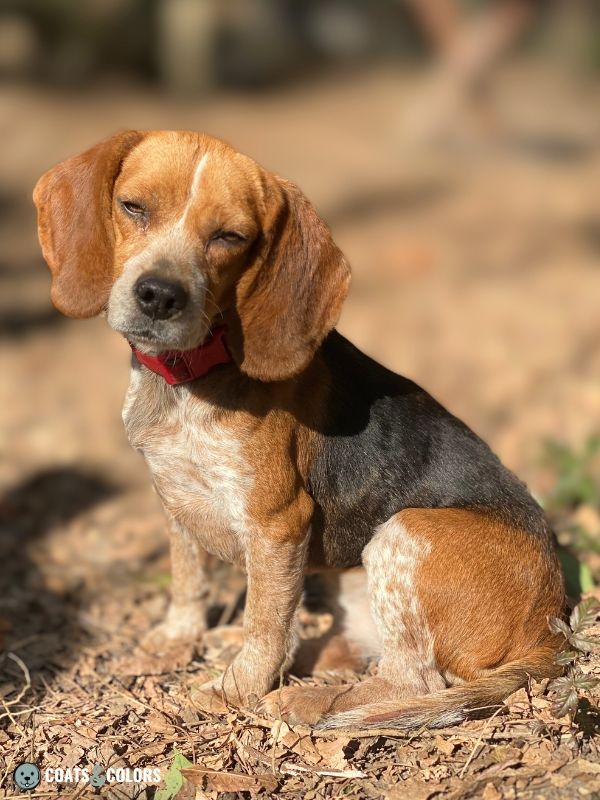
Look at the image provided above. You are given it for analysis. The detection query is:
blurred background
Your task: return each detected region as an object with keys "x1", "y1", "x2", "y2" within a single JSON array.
[{"x1": 1, "y1": 0, "x2": 600, "y2": 779}]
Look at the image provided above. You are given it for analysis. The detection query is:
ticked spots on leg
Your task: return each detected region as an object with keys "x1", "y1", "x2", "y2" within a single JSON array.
[{"x1": 363, "y1": 514, "x2": 444, "y2": 694}]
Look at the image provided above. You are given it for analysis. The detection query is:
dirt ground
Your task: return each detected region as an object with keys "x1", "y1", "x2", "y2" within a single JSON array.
[{"x1": 1, "y1": 65, "x2": 600, "y2": 798}]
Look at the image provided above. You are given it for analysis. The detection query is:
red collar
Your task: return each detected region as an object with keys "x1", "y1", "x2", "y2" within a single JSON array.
[{"x1": 130, "y1": 325, "x2": 231, "y2": 385}]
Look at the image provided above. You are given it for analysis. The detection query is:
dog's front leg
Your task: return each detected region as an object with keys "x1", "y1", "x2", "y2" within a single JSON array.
[
  {"x1": 203, "y1": 531, "x2": 308, "y2": 707},
  {"x1": 142, "y1": 516, "x2": 209, "y2": 653}
]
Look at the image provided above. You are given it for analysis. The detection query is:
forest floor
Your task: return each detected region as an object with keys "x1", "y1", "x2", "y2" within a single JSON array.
[{"x1": 1, "y1": 64, "x2": 600, "y2": 798}]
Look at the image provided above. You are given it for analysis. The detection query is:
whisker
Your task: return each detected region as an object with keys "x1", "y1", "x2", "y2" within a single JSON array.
[{"x1": 204, "y1": 289, "x2": 224, "y2": 322}]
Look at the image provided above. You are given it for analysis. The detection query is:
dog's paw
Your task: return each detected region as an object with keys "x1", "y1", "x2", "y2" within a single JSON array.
[
  {"x1": 192, "y1": 674, "x2": 256, "y2": 713},
  {"x1": 193, "y1": 655, "x2": 274, "y2": 711},
  {"x1": 192, "y1": 676, "x2": 230, "y2": 714},
  {"x1": 257, "y1": 686, "x2": 330, "y2": 726},
  {"x1": 140, "y1": 606, "x2": 206, "y2": 655}
]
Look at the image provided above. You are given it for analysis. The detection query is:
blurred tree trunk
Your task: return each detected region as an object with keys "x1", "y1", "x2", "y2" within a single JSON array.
[{"x1": 156, "y1": 0, "x2": 220, "y2": 94}]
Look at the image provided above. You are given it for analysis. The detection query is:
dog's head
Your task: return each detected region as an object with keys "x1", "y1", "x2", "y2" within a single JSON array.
[{"x1": 33, "y1": 130, "x2": 350, "y2": 381}]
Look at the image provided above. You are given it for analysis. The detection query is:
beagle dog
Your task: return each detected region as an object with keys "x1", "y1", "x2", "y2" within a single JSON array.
[{"x1": 34, "y1": 131, "x2": 564, "y2": 730}]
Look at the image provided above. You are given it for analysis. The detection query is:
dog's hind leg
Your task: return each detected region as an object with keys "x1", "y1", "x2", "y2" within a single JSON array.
[
  {"x1": 295, "y1": 508, "x2": 562, "y2": 730},
  {"x1": 258, "y1": 514, "x2": 444, "y2": 724}
]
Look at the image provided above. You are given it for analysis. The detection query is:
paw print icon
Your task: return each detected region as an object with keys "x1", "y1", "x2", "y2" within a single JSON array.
[{"x1": 13, "y1": 762, "x2": 41, "y2": 791}]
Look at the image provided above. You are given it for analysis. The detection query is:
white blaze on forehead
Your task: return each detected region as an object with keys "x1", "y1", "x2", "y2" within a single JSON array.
[
  {"x1": 190, "y1": 152, "x2": 209, "y2": 198},
  {"x1": 111, "y1": 149, "x2": 210, "y2": 296},
  {"x1": 176, "y1": 152, "x2": 209, "y2": 229}
]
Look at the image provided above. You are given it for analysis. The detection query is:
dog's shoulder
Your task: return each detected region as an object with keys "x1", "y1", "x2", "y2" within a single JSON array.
[{"x1": 306, "y1": 331, "x2": 548, "y2": 568}]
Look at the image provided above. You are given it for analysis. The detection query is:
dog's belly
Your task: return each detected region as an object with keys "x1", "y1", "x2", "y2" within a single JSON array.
[{"x1": 123, "y1": 369, "x2": 252, "y2": 566}]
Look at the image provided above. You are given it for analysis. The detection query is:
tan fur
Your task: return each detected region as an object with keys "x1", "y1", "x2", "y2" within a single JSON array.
[
  {"x1": 260, "y1": 508, "x2": 563, "y2": 729},
  {"x1": 34, "y1": 131, "x2": 146, "y2": 317},
  {"x1": 407, "y1": 508, "x2": 565, "y2": 681},
  {"x1": 34, "y1": 131, "x2": 565, "y2": 723},
  {"x1": 141, "y1": 513, "x2": 210, "y2": 653},
  {"x1": 35, "y1": 131, "x2": 350, "y2": 379},
  {"x1": 262, "y1": 645, "x2": 560, "y2": 730},
  {"x1": 123, "y1": 356, "x2": 323, "y2": 703}
]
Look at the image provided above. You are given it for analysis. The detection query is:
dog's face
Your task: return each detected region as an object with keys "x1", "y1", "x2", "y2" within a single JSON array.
[
  {"x1": 33, "y1": 131, "x2": 350, "y2": 380},
  {"x1": 107, "y1": 132, "x2": 265, "y2": 353}
]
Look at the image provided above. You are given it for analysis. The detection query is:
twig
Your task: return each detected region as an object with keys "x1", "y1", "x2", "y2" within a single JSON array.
[
  {"x1": 458, "y1": 706, "x2": 504, "y2": 779},
  {"x1": 1, "y1": 653, "x2": 31, "y2": 706},
  {"x1": 0, "y1": 749, "x2": 16, "y2": 791},
  {"x1": 280, "y1": 761, "x2": 367, "y2": 779},
  {"x1": 0, "y1": 653, "x2": 32, "y2": 732}
]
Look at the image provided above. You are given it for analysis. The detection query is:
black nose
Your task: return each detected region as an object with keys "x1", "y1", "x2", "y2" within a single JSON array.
[{"x1": 134, "y1": 276, "x2": 188, "y2": 320}]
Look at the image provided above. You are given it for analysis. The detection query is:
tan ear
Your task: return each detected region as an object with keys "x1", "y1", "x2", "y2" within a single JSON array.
[
  {"x1": 235, "y1": 177, "x2": 351, "y2": 381},
  {"x1": 33, "y1": 130, "x2": 145, "y2": 318}
]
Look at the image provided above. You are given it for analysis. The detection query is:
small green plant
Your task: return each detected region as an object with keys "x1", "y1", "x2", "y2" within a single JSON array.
[
  {"x1": 155, "y1": 748, "x2": 194, "y2": 800},
  {"x1": 542, "y1": 436, "x2": 600, "y2": 511},
  {"x1": 542, "y1": 435, "x2": 600, "y2": 594},
  {"x1": 557, "y1": 549, "x2": 595, "y2": 597},
  {"x1": 547, "y1": 597, "x2": 600, "y2": 720}
]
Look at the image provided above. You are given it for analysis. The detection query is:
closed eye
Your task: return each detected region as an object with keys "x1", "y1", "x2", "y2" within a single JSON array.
[
  {"x1": 209, "y1": 231, "x2": 247, "y2": 246},
  {"x1": 119, "y1": 199, "x2": 147, "y2": 218}
]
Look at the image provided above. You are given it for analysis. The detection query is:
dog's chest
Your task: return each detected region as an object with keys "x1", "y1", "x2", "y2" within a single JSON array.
[{"x1": 122, "y1": 368, "x2": 252, "y2": 563}]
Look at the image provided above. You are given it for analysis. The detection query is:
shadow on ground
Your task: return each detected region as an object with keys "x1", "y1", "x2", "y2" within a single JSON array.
[{"x1": 0, "y1": 467, "x2": 120, "y2": 720}]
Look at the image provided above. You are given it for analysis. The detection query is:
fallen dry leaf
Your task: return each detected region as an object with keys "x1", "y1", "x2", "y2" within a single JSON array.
[
  {"x1": 314, "y1": 736, "x2": 349, "y2": 770},
  {"x1": 434, "y1": 735, "x2": 457, "y2": 756},
  {"x1": 181, "y1": 767, "x2": 279, "y2": 794},
  {"x1": 481, "y1": 782, "x2": 502, "y2": 800},
  {"x1": 112, "y1": 644, "x2": 195, "y2": 676}
]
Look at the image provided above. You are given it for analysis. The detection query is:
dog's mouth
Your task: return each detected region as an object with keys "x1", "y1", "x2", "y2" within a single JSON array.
[
  {"x1": 118, "y1": 323, "x2": 211, "y2": 354},
  {"x1": 120, "y1": 328, "x2": 157, "y2": 344},
  {"x1": 122, "y1": 328, "x2": 186, "y2": 352}
]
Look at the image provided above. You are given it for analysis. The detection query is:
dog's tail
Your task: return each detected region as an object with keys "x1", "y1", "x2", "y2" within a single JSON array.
[{"x1": 314, "y1": 646, "x2": 559, "y2": 731}]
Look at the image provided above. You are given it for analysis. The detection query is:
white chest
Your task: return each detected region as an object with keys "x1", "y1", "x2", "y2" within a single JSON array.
[{"x1": 122, "y1": 368, "x2": 253, "y2": 563}]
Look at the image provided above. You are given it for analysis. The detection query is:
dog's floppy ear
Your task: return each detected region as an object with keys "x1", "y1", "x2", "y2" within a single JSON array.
[
  {"x1": 33, "y1": 130, "x2": 145, "y2": 318},
  {"x1": 235, "y1": 177, "x2": 351, "y2": 381}
]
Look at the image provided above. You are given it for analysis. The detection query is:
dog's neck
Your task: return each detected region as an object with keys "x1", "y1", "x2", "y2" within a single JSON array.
[{"x1": 129, "y1": 325, "x2": 231, "y2": 385}]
